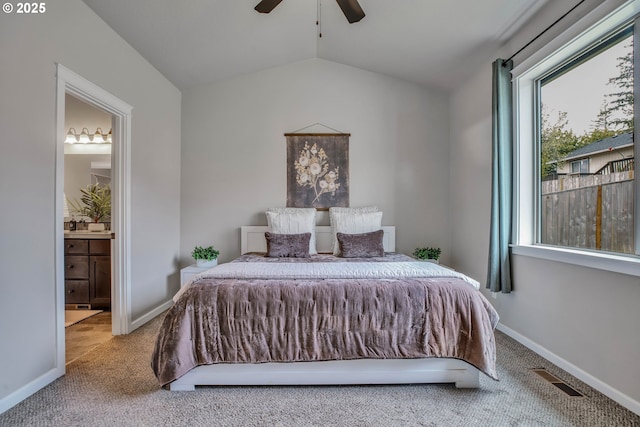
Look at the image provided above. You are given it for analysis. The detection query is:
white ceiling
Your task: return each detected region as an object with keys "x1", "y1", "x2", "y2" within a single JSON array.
[{"x1": 82, "y1": 0, "x2": 547, "y2": 91}]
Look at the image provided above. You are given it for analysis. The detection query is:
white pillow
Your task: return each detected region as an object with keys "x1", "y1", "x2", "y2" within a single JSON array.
[
  {"x1": 329, "y1": 206, "x2": 379, "y2": 226},
  {"x1": 331, "y1": 211, "x2": 383, "y2": 255},
  {"x1": 266, "y1": 208, "x2": 317, "y2": 255}
]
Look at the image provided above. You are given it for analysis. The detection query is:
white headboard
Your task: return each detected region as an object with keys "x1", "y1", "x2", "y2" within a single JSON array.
[{"x1": 241, "y1": 226, "x2": 396, "y2": 254}]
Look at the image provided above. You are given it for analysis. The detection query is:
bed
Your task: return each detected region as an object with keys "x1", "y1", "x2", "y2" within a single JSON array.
[{"x1": 152, "y1": 220, "x2": 499, "y2": 391}]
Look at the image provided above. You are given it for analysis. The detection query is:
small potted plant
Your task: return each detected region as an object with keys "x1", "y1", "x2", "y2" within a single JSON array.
[
  {"x1": 413, "y1": 247, "x2": 441, "y2": 263},
  {"x1": 68, "y1": 183, "x2": 111, "y2": 232},
  {"x1": 192, "y1": 245, "x2": 220, "y2": 268}
]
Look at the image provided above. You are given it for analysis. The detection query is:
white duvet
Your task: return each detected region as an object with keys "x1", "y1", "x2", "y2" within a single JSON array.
[{"x1": 174, "y1": 261, "x2": 480, "y2": 302}]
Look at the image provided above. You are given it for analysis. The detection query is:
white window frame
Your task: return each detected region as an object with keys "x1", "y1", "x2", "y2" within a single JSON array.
[
  {"x1": 570, "y1": 158, "x2": 589, "y2": 174},
  {"x1": 512, "y1": 0, "x2": 640, "y2": 278}
]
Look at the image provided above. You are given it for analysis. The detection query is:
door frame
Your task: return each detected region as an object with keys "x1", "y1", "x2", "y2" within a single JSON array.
[{"x1": 55, "y1": 64, "x2": 133, "y2": 372}]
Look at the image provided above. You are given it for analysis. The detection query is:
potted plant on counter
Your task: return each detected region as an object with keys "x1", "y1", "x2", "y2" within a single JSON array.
[
  {"x1": 68, "y1": 183, "x2": 111, "y2": 232},
  {"x1": 413, "y1": 247, "x2": 441, "y2": 263},
  {"x1": 192, "y1": 245, "x2": 220, "y2": 268}
]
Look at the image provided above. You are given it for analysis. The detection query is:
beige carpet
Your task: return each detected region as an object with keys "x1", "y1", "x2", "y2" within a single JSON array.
[
  {"x1": 64, "y1": 310, "x2": 103, "y2": 328},
  {"x1": 1, "y1": 313, "x2": 639, "y2": 426}
]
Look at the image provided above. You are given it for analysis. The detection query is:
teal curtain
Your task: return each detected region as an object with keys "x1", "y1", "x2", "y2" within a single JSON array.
[{"x1": 487, "y1": 59, "x2": 513, "y2": 293}]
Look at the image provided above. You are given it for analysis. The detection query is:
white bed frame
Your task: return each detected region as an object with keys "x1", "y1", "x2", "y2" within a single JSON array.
[{"x1": 168, "y1": 225, "x2": 480, "y2": 391}]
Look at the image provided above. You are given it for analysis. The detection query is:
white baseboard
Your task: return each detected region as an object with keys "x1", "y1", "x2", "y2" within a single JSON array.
[
  {"x1": 497, "y1": 323, "x2": 640, "y2": 416},
  {"x1": 0, "y1": 367, "x2": 63, "y2": 415},
  {"x1": 1, "y1": 300, "x2": 172, "y2": 415},
  {"x1": 129, "y1": 299, "x2": 172, "y2": 332}
]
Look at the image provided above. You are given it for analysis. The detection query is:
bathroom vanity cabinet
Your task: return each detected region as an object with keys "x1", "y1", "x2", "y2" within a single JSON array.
[{"x1": 64, "y1": 233, "x2": 111, "y2": 310}]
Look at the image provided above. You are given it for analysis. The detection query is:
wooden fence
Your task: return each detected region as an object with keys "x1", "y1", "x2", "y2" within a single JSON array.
[{"x1": 540, "y1": 171, "x2": 634, "y2": 253}]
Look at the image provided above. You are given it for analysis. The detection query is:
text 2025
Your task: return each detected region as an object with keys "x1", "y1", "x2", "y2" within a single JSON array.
[{"x1": 16, "y1": 2, "x2": 46, "y2": 13}]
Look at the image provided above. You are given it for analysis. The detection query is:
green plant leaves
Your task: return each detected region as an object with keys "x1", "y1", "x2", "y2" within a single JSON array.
[
  {"x1": 191, "y1": 245, "x2": 220, "y2": 261},
  {"x1": 412, "y1": 247, "x2": 441, "y2": 260},
  {"x1": 68, "y1": 183, "x2": 111, "y2": 223}
]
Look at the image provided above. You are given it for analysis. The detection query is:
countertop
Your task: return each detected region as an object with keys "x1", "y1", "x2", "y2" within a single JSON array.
[{"x1": 64, "y1": 230, "x2": 113, "y2": 239}]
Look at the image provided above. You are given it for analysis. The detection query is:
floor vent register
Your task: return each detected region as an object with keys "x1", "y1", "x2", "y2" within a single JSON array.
[{"x1": 531, "y1": 368, "x2": 584, "y2": 397}]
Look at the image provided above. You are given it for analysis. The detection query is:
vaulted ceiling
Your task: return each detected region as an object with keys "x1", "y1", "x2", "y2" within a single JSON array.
[{"x1": 82, "y1": 0, "x2": 547, "y2": 91}]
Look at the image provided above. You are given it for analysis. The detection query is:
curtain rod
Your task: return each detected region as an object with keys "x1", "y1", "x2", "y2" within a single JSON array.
[{"x1": 503, "y1": 0, "x2": 586, "y2": 65}]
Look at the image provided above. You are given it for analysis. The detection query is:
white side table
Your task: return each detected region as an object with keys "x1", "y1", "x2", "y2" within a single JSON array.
[
  {"x1": 410, "y1": 257, "x2": 455, "y2": 271},
  {"x1": 180, "y1": 264, "x2": 213, "y2": 288}
]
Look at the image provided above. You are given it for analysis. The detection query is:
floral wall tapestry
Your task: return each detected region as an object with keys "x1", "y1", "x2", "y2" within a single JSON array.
[{"x1": 286, "y1": 133, "x2": 350, "y2": 209}]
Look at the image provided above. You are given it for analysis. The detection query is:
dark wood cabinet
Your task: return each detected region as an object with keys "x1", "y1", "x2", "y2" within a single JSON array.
[
  {"x1": 64, "y1": 237, "x2": 111, "y2": 310},
  {"x1": 90, "y1": 255, "x2": 111, "y2": 309},
  {"x1": 65, "y1": 239, "x2": 88, "y2": 254},
  {"x1": 65, "y1": 255, "x2": 90, "y2": 279},
  {"x1": 65, "y1": 280, "x2": 90, "y2": 304}
]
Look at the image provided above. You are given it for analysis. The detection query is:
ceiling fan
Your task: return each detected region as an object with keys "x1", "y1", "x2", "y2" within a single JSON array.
[{"x1": 255, "y1": 0, "x2": 365, "y2": 24}]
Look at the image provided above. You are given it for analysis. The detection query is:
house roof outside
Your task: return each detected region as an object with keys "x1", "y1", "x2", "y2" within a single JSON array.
[{"x1": 563, "y1": 132, "x2": 633, "y2": 161}]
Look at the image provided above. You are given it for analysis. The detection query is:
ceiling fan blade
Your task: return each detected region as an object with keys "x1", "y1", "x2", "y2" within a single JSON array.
[
  {"x1": 335, "y1": 0, "x2": 365, "y2": 23},
  {"x1": 254, "y1": 0, "x2": 284, "y2": 14}
]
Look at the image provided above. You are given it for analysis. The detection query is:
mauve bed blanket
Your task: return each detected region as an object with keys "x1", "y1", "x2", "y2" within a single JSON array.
[{"x1": 152, "y1": 257, "x2": 499, "y2": 386}]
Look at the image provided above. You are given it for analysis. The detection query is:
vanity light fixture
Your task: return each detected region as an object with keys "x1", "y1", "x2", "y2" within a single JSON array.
[
  {"x1": 64, "y1": 127, "x2": 112, "y2": 144},
  {"x1": 78, "y1": 128, "x2": 91, "y2": 143},
  {"x1": 94, "y1": 127, "x2": 105, "y2": 142},
  {"x1": 65, "y1": 128, "x2": 79, "y2": 143}
]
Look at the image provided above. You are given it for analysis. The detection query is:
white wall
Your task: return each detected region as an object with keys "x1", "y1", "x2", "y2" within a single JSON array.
[
  {"x1": 65, "y1": 93, "x2": 112, "y2": 134},
  {"x1": 450, "y1": 0, "x2": 640, "y2": 412},
  {"x1": 181, "y1": 58, "x2": 450, "y2": 265},
  {"x1": 0, "y1": 0, "x2": 181, "y2": 409}
]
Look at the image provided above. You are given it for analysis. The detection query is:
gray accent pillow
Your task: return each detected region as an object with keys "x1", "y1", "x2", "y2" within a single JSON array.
[
  {"x1": 337, "y1": 230, "x2": 384, "y2": 258},
  {"x1": 265, "y1": 232, "x2": 311, "y2": 258}
]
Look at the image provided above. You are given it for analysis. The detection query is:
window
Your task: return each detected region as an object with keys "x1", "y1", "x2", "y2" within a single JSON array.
[
  {"x1": 538, "y1": 28, "x2": 635, "y2": 255},
  {"x1": 513, "y1": 2, "x2": 640, "y2": 275},
  {"x1": 570, "y1": 159, "x2": 589, "y2": 174}
]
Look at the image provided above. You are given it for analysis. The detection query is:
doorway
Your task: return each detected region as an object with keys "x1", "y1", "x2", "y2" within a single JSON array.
[
  {"x1": 55, "y1": 64, "x2": 133, "y2": 375},
  {"x1": 63, "y1": 94, "x2": 114, "y2": 363}
]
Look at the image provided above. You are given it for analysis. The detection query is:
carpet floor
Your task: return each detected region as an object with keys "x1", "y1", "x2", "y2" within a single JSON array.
[{"x1": 1, "y1": 314, "x2": 638, "y2": 426}]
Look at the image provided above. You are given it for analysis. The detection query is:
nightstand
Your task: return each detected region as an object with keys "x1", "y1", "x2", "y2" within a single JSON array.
[
  {"x1": 411, "y1": 257, "x2": 455, "y2": 271},
  {"x1": 180, "y1": 265, "x2": 213, "y2": 288},
  {"x1": 426, "y1": 259, "x2": 454, "y2": 270}
]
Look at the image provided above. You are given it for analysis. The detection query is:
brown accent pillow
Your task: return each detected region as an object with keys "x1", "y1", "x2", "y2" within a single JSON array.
[
  {"x1": 337, "y1": 230, "x2": 384, "y2": 258},
  {"x1": 265, "y1": 232, "x2": 311, "y2": 258}
]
